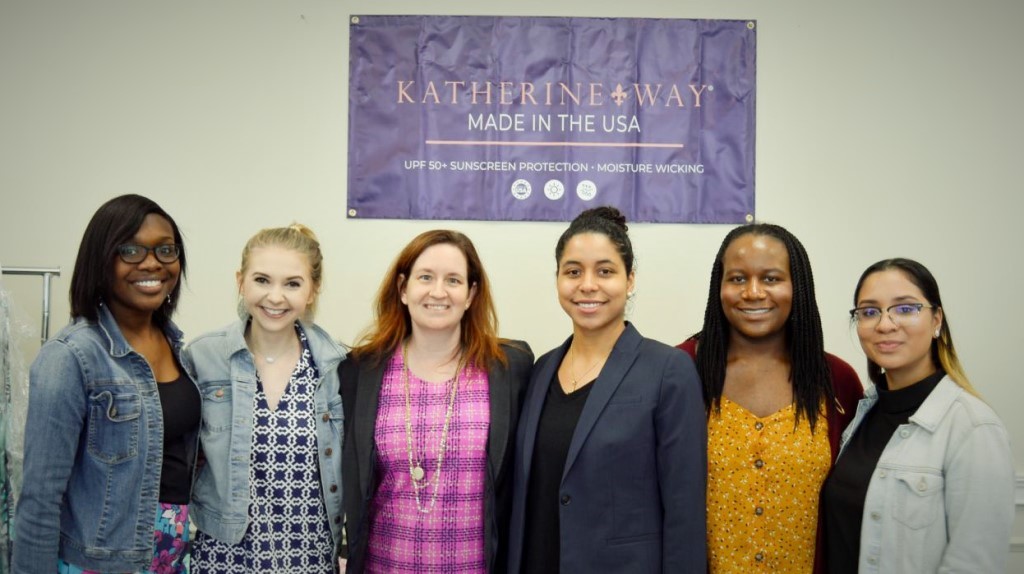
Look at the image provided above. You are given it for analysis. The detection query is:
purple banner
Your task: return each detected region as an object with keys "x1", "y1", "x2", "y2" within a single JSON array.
[{"x1": 348, "y1": 16, "x2": 756, "y2": 223}]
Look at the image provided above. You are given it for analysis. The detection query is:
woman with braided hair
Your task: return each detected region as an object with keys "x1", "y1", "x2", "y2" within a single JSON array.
[{"x1": 678, "y1": 223, "x2": 862, "y2": 574}]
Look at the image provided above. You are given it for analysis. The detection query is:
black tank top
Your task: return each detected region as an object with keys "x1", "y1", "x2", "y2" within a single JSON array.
[{"x1": 157, "y1": 371, "x2": 201, "y2": 504}]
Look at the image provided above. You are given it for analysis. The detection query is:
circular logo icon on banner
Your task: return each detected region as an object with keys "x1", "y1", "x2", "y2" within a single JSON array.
[
  {"x1": 576, "y1": 180, "x2": 597, "y2": 201},
  {"x1": 544, "y1": 179, "x2": 565, "y2": 200},
  {"x1": 511, "y1": 179, "x2": 531, "y2": 200}
]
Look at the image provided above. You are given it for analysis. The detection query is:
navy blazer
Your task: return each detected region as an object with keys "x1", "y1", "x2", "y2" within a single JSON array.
[
  {"x1": 340, "y1": 341, "x2": 534, "y2": 574},
  {"x1": 507, "y1": 323, "x2": 707, "y2": 573}
]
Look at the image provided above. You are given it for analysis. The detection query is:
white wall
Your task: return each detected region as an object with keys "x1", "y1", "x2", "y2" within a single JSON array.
[{"x1": 2, "y1": 0, "x2": 1023, "y2": 567}]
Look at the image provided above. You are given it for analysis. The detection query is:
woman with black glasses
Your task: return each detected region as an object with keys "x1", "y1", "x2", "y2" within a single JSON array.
[
  {"x1": 14, "y1": 195, "x2": 200, "y2": 574},
  {"x1": 822, "y1": 258, "x2": 1014, "y2": 573}
]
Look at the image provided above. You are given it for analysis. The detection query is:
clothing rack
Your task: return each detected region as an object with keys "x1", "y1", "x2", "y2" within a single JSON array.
[{"x1": 1, "y1": 266, "x2": 61, "y2": 344}]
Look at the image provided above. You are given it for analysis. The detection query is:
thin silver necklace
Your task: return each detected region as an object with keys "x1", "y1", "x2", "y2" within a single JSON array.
[{"x1": 251, "y1": 339, "x2": 295, "y2": 364}]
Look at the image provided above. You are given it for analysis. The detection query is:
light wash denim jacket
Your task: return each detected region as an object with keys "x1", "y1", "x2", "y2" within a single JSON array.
[
  {"x1": 837, "y1": 376, "x2": 1015, "y2": 573},
  {"x1": 181, "y1": 319, "x2": 346, "y2": 547},
  {"x1": 13, "y1": 303, "x2": 196, "y2": 573}
]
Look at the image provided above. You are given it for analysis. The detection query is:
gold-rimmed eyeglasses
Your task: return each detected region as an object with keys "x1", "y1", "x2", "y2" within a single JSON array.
[{"x1": 849, "y1": 303, "x2": 937, "y2": 327}]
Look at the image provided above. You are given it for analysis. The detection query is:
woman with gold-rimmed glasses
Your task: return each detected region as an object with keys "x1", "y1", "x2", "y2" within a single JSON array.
[{"x1": 822, "y1": 258, "x2": 1014, "y2": 573}]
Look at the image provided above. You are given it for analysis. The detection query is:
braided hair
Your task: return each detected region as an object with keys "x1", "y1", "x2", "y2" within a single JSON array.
[{"x1": 695, "y1": 223, "x2": 835, "y2": 430}]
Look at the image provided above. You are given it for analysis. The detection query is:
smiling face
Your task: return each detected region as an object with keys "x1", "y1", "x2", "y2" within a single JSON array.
[
  {"x1": 237, "y1": 245, "x2": 315, "y2": 336},
  {"x1": 719, "y1": 234, "x2": 793, "y2": 344},
  {"x1": 855, "y1": 269, "x2": 942, "y2": 388},
  {"x1": 557, "y1": 232, "x2": 635, "y2": 335},
  {"x1": 108, "y1": 213, "x2": 181, "y2": 323},
  {"x1": 401, "y1": 243, "x2": 476, "y2": 337}
]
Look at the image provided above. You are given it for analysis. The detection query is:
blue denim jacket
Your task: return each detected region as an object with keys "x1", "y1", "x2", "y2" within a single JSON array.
[
  {"x1": 13, "y1": 304, "x2": 195, "y2": 573},
  {"x1": 837, "y1": 376, "x2": 1015, "y2": 573},
  {"x1": 181, "y1": 319, "x2": 346, "y2": 546}
]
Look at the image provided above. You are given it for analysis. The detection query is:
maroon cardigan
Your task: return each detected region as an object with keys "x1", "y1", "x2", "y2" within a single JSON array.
[{"x1": 676, "y1": 337, "x2": 862, "y2": 574}]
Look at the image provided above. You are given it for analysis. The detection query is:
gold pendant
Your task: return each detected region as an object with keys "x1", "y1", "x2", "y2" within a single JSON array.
[{"x1": 411, "y1": 465, "x2": 425, "y2": 481}]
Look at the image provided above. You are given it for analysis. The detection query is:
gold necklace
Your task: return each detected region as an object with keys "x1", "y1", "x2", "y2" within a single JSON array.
[
  {"x1": 401, "y1": 341, "x2": 462, "y2": 514},
  {"x1": 569, "y1": 344, "x2": 604, "y2": 392}
]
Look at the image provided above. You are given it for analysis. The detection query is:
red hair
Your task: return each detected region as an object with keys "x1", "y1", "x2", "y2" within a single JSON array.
[{"x1": 350, "y1": 230, "x2": 507, "y2": 368}]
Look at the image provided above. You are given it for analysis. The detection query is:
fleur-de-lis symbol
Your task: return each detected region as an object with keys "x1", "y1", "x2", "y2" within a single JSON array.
[{"x1": 610, "y1": 84, "x2": 629, "y2": 106}]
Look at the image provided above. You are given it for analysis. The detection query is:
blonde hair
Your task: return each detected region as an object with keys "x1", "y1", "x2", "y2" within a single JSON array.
[
  {"x1": 935, "y1": 330, "x2": 979, "y2": 397},
  {"x1": 239, "y1": 223, "x2": 324, "y2": 320}
]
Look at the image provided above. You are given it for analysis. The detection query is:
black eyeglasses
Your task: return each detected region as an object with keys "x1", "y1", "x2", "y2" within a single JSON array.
[
  {"x1": 849, "y1": 303, "x2": 936, "y2": 327},
  {"x1": 117, "y1": 244, "x2": 181, "y2": 264}
]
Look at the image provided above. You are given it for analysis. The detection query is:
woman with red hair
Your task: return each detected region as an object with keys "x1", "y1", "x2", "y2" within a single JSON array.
[{"x1": 340, "y1": 230, "x2": 533, "y2": 574}]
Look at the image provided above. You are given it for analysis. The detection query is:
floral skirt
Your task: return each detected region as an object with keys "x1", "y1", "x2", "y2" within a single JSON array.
[{"x1": 57, "y1": 502, "x2": 190, "y2": 574}]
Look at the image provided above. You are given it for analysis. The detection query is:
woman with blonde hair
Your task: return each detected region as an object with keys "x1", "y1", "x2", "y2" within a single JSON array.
[
  {"x1": 341, "y1": 229, "x2": 533, "y2": 574},
  {"x1": 185, "y1": 224, "x2": 345, "y2": 573},
  {"x1": 822, "y1": 258, "x2": 1014, "y2": 572}
]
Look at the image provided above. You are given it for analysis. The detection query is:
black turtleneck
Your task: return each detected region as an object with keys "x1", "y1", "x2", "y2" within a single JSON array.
[{"x1": 822, "y1": 369, "x2": 945, "y2": 573}]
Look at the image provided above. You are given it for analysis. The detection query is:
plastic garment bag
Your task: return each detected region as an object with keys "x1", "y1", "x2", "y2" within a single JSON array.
[{"x1": 0, "y1": 268, "x2": 33, "y2": 574}]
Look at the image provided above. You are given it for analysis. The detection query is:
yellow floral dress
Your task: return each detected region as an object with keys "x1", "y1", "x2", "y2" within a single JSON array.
[{"x1": 706, "y1": 397, "x2": 830, "y2": 573}]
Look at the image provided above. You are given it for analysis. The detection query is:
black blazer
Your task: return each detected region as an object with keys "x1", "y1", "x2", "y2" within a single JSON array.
[
  {"x1": 507, "y1": 323, "x2": 707, "y2": 573},
  {"x1": 340, "y1": 341, "x2": 534, "y2": 574}
]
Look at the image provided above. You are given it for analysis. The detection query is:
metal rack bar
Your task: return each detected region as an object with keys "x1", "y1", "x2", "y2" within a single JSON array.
[{"x1": 1, "y1": 266, "x2": 62, "y2": 343}]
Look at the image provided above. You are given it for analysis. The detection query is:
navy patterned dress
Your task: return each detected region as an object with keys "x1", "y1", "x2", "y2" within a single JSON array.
[{"x1": 192, "y1": 327, "x2": 336, "y2": 574}]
